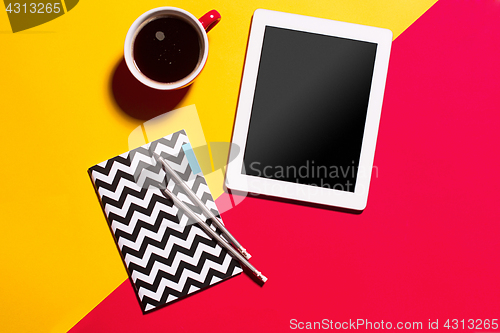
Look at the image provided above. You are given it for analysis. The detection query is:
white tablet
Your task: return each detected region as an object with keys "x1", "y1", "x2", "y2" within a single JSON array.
[{"x1": 225, "y1": 9, "x2": 392, "y2": 210}]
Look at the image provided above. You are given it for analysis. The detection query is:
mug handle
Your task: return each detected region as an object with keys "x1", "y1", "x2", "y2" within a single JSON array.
[{"x1": 199, "y1": 10, "x2": 221, "y2": 33}]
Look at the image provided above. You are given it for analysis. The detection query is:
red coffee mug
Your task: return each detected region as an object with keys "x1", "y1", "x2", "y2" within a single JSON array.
[{"x1": 124, "y1": 7, "x2": 221, "y2": 90}]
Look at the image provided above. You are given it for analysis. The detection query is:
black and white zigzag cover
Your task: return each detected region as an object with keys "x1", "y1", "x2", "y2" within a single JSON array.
[{"x1": 89, "y1": 130, "x2": 242, "y2": 312}]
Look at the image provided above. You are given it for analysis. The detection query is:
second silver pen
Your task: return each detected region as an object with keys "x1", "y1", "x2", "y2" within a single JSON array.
[
  {"x1": 160, "y1": 185, "x2": 267, "y2": 283},
  {"x1": 154, "y1": 152, "x2": 251, "y2": 259}
]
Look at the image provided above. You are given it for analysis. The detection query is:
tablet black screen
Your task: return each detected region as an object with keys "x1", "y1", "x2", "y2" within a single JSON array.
[{"x1": 242, "y1": 26, "x2": 377, "y2": 192}]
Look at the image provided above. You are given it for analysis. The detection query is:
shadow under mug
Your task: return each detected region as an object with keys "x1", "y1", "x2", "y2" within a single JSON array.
[{"x1": 124, "y1": 7, "x2": 221, "y2": 90}]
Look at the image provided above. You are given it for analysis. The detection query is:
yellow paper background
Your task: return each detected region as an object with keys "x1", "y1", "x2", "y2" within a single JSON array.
[{"x1": 0, "y1": 0, "x2": 437, "y2": 332}]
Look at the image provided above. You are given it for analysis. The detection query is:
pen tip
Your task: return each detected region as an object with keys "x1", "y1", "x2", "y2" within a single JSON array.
[
  {"x1": 240, "y1": 248, "x2": 252, "y2": 260},
  {"x1": 153, "y1": 152, "x2": 161, "y2": 161},
  {"x1": 256, "y1": 271, "x2": 268, "y2": 283}
]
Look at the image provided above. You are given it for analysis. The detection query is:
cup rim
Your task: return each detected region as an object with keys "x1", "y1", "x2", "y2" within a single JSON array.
[{"x1": 124, "y1": 7, "x2": 209, "y2": 90}]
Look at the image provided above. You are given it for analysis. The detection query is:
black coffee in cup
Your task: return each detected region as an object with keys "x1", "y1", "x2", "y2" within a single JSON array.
[{"x1": 133, "y1": 16, "x2": 202, "y2": 84}]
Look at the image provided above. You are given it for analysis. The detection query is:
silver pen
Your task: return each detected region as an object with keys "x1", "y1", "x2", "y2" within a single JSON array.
[
  {"x1": 159, "y1": 183, "x2": 267, "y2": 283},
  {"x1": 154, "y1": 153, "x2": 251, "y2": 259}
]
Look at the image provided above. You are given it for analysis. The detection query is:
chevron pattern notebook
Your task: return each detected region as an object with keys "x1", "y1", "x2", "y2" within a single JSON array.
[{"x1": 89, "y1": 130, "x2": 242, "y2": 312}]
